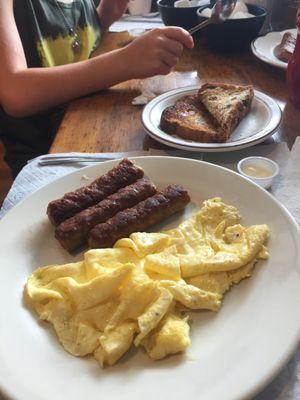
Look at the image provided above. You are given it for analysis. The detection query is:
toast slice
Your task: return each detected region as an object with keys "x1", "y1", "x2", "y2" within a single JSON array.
[
  {"x1": 275, "y1": 32, "x2": 296, "y2": 63},
  {"x1": 160, "y1": 95, "x2": 228, "y2": 143},
  {"x1": 198, "y1": 83, "x2": 254, "y2": 137}
]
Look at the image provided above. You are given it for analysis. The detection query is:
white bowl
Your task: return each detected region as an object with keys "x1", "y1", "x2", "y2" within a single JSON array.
[
  {"x1": 237, "y1": 156, "x2": 279, "y2": 189},
  {"x1": 128, "y1": 0, "x2": 152, "y2": 16}
]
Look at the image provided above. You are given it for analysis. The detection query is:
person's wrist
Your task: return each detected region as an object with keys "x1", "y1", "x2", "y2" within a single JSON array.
[{"x1": 116, "y1": 46, "x2": 137, "y2": 81}]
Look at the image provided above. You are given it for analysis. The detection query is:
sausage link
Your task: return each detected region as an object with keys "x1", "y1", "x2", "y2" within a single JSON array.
[
  {"x1": 55, "y1": 178, "x2": 157, "y2": 251},
  {"x1": 88, "y1": 185, "x2": 190, "y2": 249},
  {"x1": 47, "y1": 159, "x2": 144, "y2": 226}
]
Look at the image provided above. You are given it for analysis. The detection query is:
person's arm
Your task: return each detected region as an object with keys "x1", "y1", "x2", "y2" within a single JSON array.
[
  {"x1": 0, "y1": 0, "x2": 193, "y2": 118},
  {"x1": 96, "y1": 0, "x2": 129, "y2": 31}
]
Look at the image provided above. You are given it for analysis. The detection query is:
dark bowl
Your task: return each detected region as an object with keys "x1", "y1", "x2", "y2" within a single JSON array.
[
  {"x1": 157, "y1": 0, "x2": 203, "y2": 31},
  {"x1": 196, "y1": 4, "x2": 267, "y2": 51}
]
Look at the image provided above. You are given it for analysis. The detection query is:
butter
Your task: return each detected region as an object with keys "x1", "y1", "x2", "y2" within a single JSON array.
[
  {"x1": 200, "y1": 1, "x2": 254, "y2": 19},
  {"x1": 174, "y1": 0, "x2": 191, "y2": 7},
  {"x1": 242, "y1": 164, "x2": 274, "y2": 178},
  {"x1": 174, "y1": 0, "x2": 201, "y2": 7}
]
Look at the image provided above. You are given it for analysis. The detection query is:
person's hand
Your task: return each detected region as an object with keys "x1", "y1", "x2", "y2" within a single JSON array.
[
  {"x1": 98, "y1": 0, "x2": 129, "y2": 31},
  {"x1": 120, "y1": 27, "x2": 194, "y2": 79}
]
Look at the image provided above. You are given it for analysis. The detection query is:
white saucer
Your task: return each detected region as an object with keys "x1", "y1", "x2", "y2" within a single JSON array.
[
  {"x1": 142, "y1": 86, "x2": 282, "y2": 152},
  {"x1": 251, "y1": 29, "x2": 296, "y2": 70}
]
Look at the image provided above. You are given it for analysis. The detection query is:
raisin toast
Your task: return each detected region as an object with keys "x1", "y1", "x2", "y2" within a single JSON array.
[
  {"x1": 198, "y1": 83, "x2": 254, "y2": 137},
  {"x1": 275, "y1": 32, "x2": 296, "y2": 63},
  {"x1": 160, "y1": 94, "x2": 228, "y2": 143}
]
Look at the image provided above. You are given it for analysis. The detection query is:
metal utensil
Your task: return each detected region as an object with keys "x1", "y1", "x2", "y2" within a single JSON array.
[
  {"x1": 37, "y1": 152, "x2": 149, "y2": 166},
  {"x1": 38, "y1": 157, "x2": 115, "y2": 166},
  {"x1": 189, "y1": 0, "x2": 237, "y2": 35},
  {"x1": 40, "y1": 154, "x2": 114, "y2": 161}
]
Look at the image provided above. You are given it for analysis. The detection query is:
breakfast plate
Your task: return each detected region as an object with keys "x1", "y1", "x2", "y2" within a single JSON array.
[
  {"x1": 251, "y1": 29, "x2": 297, "y2": 70},
  {"x1": 0, "y1": 157, "x2": 300, "y2": 400},
  {"x1": 142, "y1": 86, "x2": 282, "y2": 152}
]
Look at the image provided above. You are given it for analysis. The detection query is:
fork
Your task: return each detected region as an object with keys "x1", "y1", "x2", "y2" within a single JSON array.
[
  {"x1": 38, "y1": 154, "x2": 118, "y2": 166},
  {"x1": 37, "y1": 152, "x2": 148, "y2": 166}
]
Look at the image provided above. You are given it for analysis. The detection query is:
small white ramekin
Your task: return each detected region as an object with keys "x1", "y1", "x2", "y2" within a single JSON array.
[{"x1": 237, "y1": 156, "x2": 279, "y2": 189}]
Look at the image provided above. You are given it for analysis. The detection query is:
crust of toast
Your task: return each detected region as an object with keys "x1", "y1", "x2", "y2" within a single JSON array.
[
  {"x1": 197, "y1": 83, "x2": 254, "y2": 137},
  {"x1": 160, "y1": 95, "x2": 228, "y2": 143}
]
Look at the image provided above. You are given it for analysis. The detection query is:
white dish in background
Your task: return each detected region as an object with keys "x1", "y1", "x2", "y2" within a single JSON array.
[
  {"x1": 142, "y1": 86, "x2": 282, "y2": 152},
  {"x1": 127, "y1": 0, "x2": 152, "y2": 16},
  {"x1": 0, "y1": 157, "x2": 300, "y2": 400},
  {"x1": 251, "y1": 29, "x2": 297, "y2": 70}
]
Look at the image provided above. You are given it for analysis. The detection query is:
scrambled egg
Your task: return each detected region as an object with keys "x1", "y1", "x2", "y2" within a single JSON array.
[{"x1": 25, "y1": 198, "x2": 269, "y2": 367}]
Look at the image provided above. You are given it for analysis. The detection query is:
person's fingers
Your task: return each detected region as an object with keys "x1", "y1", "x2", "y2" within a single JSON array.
[
  {"x1": 160, "y1": 51, "x2": 179, "y2": 68},
  {"x1": 160, "y1": 37, "x2": 184, "y2": 57},
  {"x1": 162, "y1": 27, "x2": 194, "y2": 49}
]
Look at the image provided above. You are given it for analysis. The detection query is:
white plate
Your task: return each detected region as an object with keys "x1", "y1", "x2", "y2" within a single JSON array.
[
  {"x1": 0, "y1": 157, "x2": 300, "y2": 400},
  {"x1": 142, "y1": 86, "x2": 282, "y2": 152},
  {"x1": 251, "y1": 29, "x2": 297, "y2": 70}
]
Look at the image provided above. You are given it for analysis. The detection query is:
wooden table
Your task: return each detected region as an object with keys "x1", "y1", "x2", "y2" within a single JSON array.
[{"x1": 50, "y1": 31, "x2": 300, "y2": 154}]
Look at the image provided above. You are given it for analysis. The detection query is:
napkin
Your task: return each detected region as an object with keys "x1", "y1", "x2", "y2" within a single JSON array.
[
  {"x1": 272, "y1": 137, "x2": 300, "y2": 225},
  {"x1": 109, "y1": 14, "x2": 164, "y2": 33},
  {"x1": 132, "y1": 89, "x2": 157, "y2": 105}
]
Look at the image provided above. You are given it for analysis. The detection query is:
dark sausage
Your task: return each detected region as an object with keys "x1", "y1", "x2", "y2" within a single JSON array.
[
  {"x1": 88, "y1": 185, "x2": 190, "y2": 249},
  {"x1": 47, "y1": 159, "x2": 144, "y2": 226},
  {"x1": 55, "y1": 178, "x2": 157, "y2": 251}
]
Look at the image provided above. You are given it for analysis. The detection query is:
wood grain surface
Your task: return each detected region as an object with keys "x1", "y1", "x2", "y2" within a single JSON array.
[{"x1": 50, "y1": 31, "x2": 300, "y2": 153}]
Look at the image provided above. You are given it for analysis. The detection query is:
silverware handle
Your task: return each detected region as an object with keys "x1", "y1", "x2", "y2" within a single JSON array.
[
  {"x1": 38, "y1": 158, "x2": 113, "y2": 166},
  {"x1": 189, "y1": 19, "x2": 211, "y2": 35},
  {"x1": 40, "y1": 155, "x2": 107, "y2": 161}
]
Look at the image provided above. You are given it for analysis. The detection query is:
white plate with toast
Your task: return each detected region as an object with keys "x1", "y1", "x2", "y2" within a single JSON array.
[
  {"x1": 0, "y1": 157, "x2": 300, "y2": 400},
  {"x1": 251, "y1": 29, "x2": 297, "y2": 70},
  {"x1": 142, "y1": 86, "x2": 282, "y2": 152}
]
